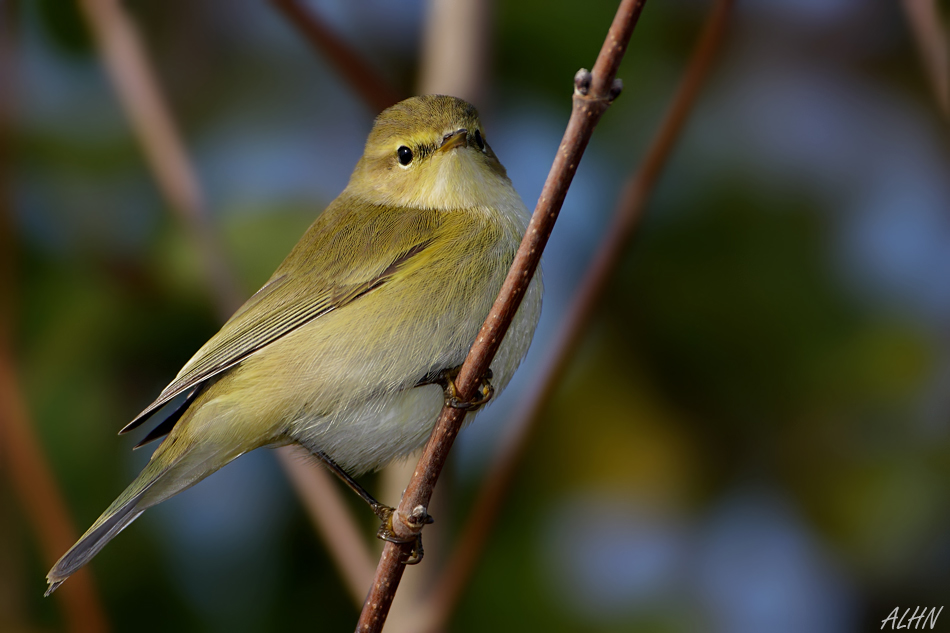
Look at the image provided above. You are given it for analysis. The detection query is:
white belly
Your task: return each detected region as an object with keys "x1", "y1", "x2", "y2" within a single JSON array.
[{"x1": 289, "y1": 272, "x2": 542, "y2": 474}]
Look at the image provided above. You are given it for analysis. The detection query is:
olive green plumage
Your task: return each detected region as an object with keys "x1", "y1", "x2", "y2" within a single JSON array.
[{"x1": 46, "y1": 95, "x2": 542, "y2": 594}]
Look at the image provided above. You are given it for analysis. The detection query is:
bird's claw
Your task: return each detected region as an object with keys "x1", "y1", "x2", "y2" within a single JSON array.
[
  {"x1": 439, "y1": 368, "x2": 494, "y2": 412},
  {"x1": 374, "y1": 503, "x2": 433, "y2": 565}
]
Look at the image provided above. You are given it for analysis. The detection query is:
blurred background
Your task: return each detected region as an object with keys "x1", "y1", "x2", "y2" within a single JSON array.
[{"x1": 3, "y1": 0, "x2": 950, "y2": 631}]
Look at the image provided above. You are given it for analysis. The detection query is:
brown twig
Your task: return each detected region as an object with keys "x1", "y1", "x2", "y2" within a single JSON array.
[
  {"x1": 0, "y1": 11, "x2": 110, "y2": 632},
  {"x1": 76, "y1": 0, "x2": 242, "y2": 321},
  {"x1": 418, "y1": 0, "x2": 492, "y2": 105},
  {"x1": 270, "y1": 0, "x2": 403, "y2": 113},
  {"x1": 75, "y1": 0, "x2": 376, "y2": 603},
  {"x1": 422, "y1": 0, "x2": 734, "y2": 626},
  {"x1": 901, "y1": 0, "x2": 950, "y2": 118},
  {"x1": 354, "y1": 1, "x2": 648, "y2": 630},
  {"x1": 0, "y1": 360, "x2": 111, "y2": 633},
  {"x1": 277, "y1": 447, "x2": 377, "y2": 606}
]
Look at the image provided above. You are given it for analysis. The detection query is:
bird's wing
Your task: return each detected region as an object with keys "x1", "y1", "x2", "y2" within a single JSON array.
[{"x1": 121, "y1": 198, "x2": 438, "y2": 434}]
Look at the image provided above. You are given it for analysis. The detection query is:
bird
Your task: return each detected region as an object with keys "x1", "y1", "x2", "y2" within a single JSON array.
[{"x1": 45, "y1": 94, "x2": 542, "y2": 595}]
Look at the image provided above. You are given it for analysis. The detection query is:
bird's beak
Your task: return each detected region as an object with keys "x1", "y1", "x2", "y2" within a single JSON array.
[{"x1": 439, "y1": 128, "x2": 468, "y2": 152}]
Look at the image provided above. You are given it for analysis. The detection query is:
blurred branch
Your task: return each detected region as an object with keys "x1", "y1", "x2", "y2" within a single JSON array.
[
  {"x1": 0, "y1": 361, "x2": 111, "y2": 633},
  {"x1": 270, "y1": 0, "x2": 403, "y2": 113},
  {"x1": 422, "y1": 0, "x2": 734, "y2": 626},
  {"x1": 277, "y1": 447, "x2": 376, "y2": 607},
  {"x1": 274, "y1": 452, "x2": 375, "y2": 604},
  {"x1": 418, "y1": 0, "x2": 492, "y2": 105},
  {"x1": 354, "y1": 1, "x2": 648, "y2": 631},
  {"x1": 76, "y1": 0, "x2": 242, "y2": 321},
  {"x1": 75, "y1": 0, "x2": 376, "y2": 602},
  {"x1": 0, "y1": 11, "x2": 109, "y2": 631},
  {"x1": 902, "y1": 0, "x2": 950, "y2": 118}
]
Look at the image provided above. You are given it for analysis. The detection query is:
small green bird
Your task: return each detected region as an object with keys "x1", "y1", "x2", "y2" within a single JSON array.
[{"x1": 46, "y1": 95, "x2": 542, "y2": 594}]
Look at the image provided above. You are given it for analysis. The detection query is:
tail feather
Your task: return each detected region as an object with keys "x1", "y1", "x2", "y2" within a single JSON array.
[
  {"x1": 45, "y1": 460, "x2": 172, "y2": 596},
  {"x1": 45, "y1": 441, "x2": 244, "y2": 595},
  {"x1": 45, "y1": 503, "x2": 147, "y2": 596}
]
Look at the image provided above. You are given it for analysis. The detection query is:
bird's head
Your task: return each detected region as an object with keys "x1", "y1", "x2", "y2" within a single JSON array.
[{"x1": 347, "y1": 95, "x2": 512, "y2": 210}]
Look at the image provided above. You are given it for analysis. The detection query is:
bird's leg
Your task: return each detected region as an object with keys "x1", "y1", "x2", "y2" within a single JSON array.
[
  {"x1": 310, "y1": 450, "x2": 388, "y2": 519},
  {"x1": 420, "y1": 366, "x2": 494, "y2": 411},
  {"x1": 308, "y1": 366, "x2": 494, "y2": 564},
  {"x1": 310, "y1": 450, "x2": 432, "y2": 564}
]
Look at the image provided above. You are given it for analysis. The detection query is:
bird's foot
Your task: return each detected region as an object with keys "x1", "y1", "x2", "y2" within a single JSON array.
[
  {"x1": 374, "y1": 503, "x2": 433, "y2": 565},
  {"x1": 438, "y1": 367, "x2": 494, "y2": 412}
]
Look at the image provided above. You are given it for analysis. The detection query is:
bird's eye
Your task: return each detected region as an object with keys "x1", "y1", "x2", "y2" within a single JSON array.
[
  {"x1": 397, "y1": 146, "x2": 414, "y2": 166},
  {"x1": 474, "y1": 129, "x2": 485, "y2": 151}
]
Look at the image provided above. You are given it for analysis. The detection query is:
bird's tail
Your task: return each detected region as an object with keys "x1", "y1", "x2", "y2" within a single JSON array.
[{"x1": 45, "y1": 441, "x2": 243, "y2": 596}]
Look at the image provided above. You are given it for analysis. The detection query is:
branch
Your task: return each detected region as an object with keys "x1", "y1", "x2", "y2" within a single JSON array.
[
  {"x1": 270, "y1": 0, "x2": 404, "y2": 113},
  {"x1": 423, "y1": 0, "x2": 734, "y2": 625},
  {"x1": 354, "y1": 1, "x2": 648, "y2": 630},
  {"x1": 0, "y1": 10, "x2": 110, "y2": 631},
  {"x1": 901, "y1": 0, "x2": 950, "y2": 118},
  {"x1": 77, "y1": 0, "x2": 241, "y2": 321},
  {"x1": 0, "y1": 361, "x2": 112, "y2": 633},
  {"x1": 76, "y1": 0, "x2": 376, "y2": 603},
  {"x1": 418, "y1": 0, "x2": 493, "y2": 105},
  {"x1": 276, "y1": 447, "x2": 377, "y2": 606}
]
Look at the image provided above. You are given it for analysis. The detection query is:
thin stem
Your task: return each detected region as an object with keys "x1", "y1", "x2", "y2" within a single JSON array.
[
  {"x1": 901, "y1": 0, "x2": 950, "y2": 118},
  {"x1": 76, "y1": 0, "x2": 241, "y2": 320},
  {"x1": 0, "y1": 361, "x2": 112, "y2": 633},
  {"x1": 270, "y1": 0, "x2": 403, "y2": 113},
  {"x1": 276, "y1": 447, "x2": 377, "y2": 607},
  {"x1": 418, "y1": 0, "x2": 493, "y2": 105},
  {"x1": 354, "y1": 1, "x2": 648, "y2": 630},
  {"x1": 423, "y1": 0, "x2": 735, "y2": 625},
  {"x1": 0, "y1": 9, "x2": 110, "y2": 631}
]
